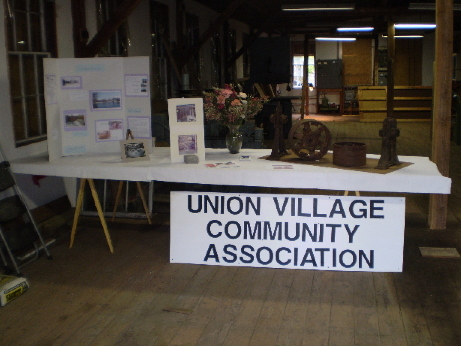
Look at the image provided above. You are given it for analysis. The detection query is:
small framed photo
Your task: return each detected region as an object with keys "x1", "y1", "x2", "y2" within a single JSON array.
[
  {"x1": 120, "y1": 139, "x2": 151, "y2": 162},
  {"x1": 168, "y1": 98, "x2": 204, "y2": 125}
]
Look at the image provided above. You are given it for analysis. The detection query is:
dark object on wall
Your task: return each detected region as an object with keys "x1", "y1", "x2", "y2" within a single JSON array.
[
  {"x1": 376, "y1": 117, "x2": 401, "y2": 169},
  {"x1": 316, "y1": 59, "x2": 342, "y2": 89},
  {"x1": 288, "y1": 119, "x2": 331, "y2": 161},
  {"x1": 250, "y1": 37, "x2": 291, "y2": 84},
  {"x1": 333, "y1": 142, "x2": 367, "y2": 167}
]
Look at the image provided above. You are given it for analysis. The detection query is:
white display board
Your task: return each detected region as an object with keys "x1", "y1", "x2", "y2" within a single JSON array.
[
  {"x1": 44, "y1": 57, "x2": 151, "y2": 161},
  {"x1": 171, "y1": 192, "x2": 406, "y2": 272}
]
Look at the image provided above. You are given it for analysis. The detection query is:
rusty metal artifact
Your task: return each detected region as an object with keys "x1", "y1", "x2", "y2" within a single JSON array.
[
  {"x1": 333, "y1": 142, "x2": 367, "y2": 167},
  {"x1": 268, "y1": 102, "x2": 289, "y2": 160},
  {"x1": 288, "y1": 119, "x2": 331, "y2": 161},
  {"x1": 376, "y1": 117, "x2": 400, "y2": 169}
]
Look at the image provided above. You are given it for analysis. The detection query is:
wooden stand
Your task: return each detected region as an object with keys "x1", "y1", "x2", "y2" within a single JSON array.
[
  {"x1": 70, "y1": 178, "x2": 114, "y2": 253},
  {"x1": 112, "y1": 181, "x2": 152, "y2": 224}
]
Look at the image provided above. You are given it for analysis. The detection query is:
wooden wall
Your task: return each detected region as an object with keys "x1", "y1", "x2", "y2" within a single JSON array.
[
  {"x1": 342, "y1": 39, "x2": 373, "y2": 86},
  {"x1": 395, "y1": 40, "x2": 423, "y2": 86}
]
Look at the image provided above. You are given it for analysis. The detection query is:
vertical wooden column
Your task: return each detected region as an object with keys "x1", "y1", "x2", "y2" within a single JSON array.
[
  {"x1": 71, "y1": 0, "x2": 87, "y2": 58},
  {"x1": 386, "y1": 21, "x2": 395, "y2": 118},
  {"x1": 429, "y1": 0, "x2": 453, "y2": 229},
  {"x1": 301, "y1": 34, "x2": 309, "y2": 118}
]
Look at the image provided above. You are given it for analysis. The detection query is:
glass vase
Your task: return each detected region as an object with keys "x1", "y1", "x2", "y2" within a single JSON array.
[{"x1": 226, "y1": 124, "x2": 243, "y2": 154}]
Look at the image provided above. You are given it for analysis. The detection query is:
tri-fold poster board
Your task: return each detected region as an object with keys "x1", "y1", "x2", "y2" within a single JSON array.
[{"x1": 44, "y1": 57, "x2": 152, "y2": 161}]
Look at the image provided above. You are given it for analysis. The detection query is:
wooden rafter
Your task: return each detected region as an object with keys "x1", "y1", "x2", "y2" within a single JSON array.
[{"x1": 77, "y1": 0, "x2": 144, "y2": 58}]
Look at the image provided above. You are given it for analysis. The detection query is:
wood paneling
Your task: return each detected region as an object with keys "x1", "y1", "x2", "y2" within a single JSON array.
[
  {"x1": 395, "y1": 40, "x2": 423, "y2": 86},
  {"x1": 342, "y1": 39, "x2": 373, "y2": 86}
]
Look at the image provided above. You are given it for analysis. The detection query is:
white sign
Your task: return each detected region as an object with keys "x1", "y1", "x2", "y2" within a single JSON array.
[{"x1": 170, "y1": 192, "x2": 406, "y2": 272}]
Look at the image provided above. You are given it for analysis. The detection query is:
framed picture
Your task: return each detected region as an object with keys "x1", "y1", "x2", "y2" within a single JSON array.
[
  {"x1": 120, "y1": 139, "x2": 151, "y2": 162},
  {"x1": 168, "y1": 98, "x2": 205, "y2": 163}
]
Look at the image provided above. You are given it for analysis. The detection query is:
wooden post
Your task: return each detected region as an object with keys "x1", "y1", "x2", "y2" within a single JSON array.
[
  {"x1": 386, "y1": 20, "x2": 395, "y2": 118},
  {"x1": 429, "y1": 0, "x2": 453, "y2": 229},
  {"x1": 301, "y1": 34, "x2": 309, "y2": 118}
]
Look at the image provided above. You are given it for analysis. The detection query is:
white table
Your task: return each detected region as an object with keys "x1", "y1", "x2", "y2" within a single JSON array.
[
  {"x1": 10, "y1": 148, "x2": 451, "y2": 194},
  {"x1": 10, "y1": 148, "x2": 451, "y2": 252}
]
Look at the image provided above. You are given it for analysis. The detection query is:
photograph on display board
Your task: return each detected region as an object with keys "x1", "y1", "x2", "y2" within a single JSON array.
[
  {"x1": 95, "y1": 119, "x2": 124, "y2": 141},
  {"x1": 120, "y1": 139, "x2": 151, "y2": 162},
  {"x1": 178, "y1": 134, "x2": 197, "y2": 155},
  {"x1": 61, "y1": 76, "x2": 82, "y2": 89},
  {"x1": 176, "y1": 103, "x2": 197, "y2": 122},
  {"x1": 90, "y1": 90, "x2": 122, "y2": 110},
  {"x1": 63, "y1": 110, "x2": 87, "y2": 131}
]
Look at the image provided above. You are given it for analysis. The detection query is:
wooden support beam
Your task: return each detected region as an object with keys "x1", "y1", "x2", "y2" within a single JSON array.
[
  {"x1": 386, "y1": 20, "x2": 395, "y2": 118},
  {"x1": 301, "y1": 34, "x2": 309, "y2": 118},
  {"x1": 82, "y1": 0, "x2": 144, "y2": 58},
  {"x1": 71, "y1": 0, "x2": 87, "y2": 58},
  {"x1": 429, "y1": 0, "x2": 453, "y2": 229},
  {"x1": 226, "y1": 28, "x2": 263, "y2": 69},
  {"x1": 179, "y1": 0, "x2": 247, "y2": 69}
]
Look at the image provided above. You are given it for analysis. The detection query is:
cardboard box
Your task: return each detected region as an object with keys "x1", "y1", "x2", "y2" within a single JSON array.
[{"x1": 0, "y1": 275, "x2": 29, "y2": 306}]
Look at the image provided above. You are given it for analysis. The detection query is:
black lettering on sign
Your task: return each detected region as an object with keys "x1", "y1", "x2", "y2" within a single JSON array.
[{"x1": 204, "y1": 244, "x2": 220, "y2": 262}]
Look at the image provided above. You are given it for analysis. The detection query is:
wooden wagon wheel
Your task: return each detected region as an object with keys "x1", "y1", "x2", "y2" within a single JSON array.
[{"x1": 288, "y1": 119, "x2": 331, "y2": 161}]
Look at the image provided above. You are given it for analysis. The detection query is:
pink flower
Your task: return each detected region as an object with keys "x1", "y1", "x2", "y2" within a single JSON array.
[
  {"x1": 220, "y1": 89, "x2": 233, "y2": 98},
  {"x1": 217, "y1": 95, "x2": 226, "y2": 104},
  {"x1": 231, "y1": 99, "x2": 241, "y2": 106}
]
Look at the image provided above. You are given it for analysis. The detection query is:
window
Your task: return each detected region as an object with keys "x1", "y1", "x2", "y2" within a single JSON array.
[
  {"x1": 6, "y1": 0, "x2": 56, "y2": 146},
  {"x1": 96, "y1": 0, "x2": 129, "y2": 57},
  {"x1": 293, "y1": 55, "x2": 315, "y2": 88},
  {"x1": 150, "y1": 1, "x2": 169, "y2": 101}
]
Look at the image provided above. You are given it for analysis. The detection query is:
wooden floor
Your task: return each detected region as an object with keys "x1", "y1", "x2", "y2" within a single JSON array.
[{"x1": 2, "y1": 118, "x2": 461, "y2": 345}]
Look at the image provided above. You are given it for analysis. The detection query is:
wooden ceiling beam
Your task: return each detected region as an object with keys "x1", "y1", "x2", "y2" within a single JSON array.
[{"x1": 80, "y1": 0, "x2": 144, "y2": 58}]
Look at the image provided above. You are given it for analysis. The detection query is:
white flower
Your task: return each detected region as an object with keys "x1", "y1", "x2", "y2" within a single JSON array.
[{"x1": 238, "y1": 92, "x2": 247, "y2": 99}]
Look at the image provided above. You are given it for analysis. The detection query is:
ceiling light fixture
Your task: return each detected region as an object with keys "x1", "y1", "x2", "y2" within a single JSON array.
[
  {"x1": 337, "y1": 27, "x2": 374, "y2": 32},
  {"x1": 315, "y1": 37, "x2": 356, "y2": 41},
  {"x1": 382, "y1": 34, "x2": 424, "y2": 39},
  {"x1": 394, "y1": 23, "x2": 436, "y2": 29},
  {"x1": 282, "y1": 4, "x2": 355, "y2": 11}
]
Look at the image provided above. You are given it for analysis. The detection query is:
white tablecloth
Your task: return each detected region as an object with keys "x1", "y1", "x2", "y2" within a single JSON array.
[{"x1": 10, "y1": 148, "x2": 451, "y2": 194}]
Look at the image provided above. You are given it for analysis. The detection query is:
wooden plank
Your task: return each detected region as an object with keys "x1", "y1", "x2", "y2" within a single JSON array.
[{"x1": 429, "y1": 0, "x2": 453, "y2": 229}]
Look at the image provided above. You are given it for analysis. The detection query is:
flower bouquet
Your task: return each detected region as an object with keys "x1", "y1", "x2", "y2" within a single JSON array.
[{"x1": 203, "y1": 84, "x2": 268, "y2": 126}]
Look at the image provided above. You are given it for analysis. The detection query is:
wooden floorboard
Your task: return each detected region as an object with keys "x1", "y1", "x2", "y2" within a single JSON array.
[{"x1": 1, "y1": 119, "x2": 461, "y2": 345}]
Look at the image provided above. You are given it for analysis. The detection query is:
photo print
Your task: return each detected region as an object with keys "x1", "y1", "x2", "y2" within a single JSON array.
[
  {"x1": 90, "y1": 89, "x2": 122, "y2": 110},
  {"x1": 176, "y1": 104, "x2": 197, "y2": 122},
  {"x1": 178, "y1": 134, "x2": 197, "y2": 155},
  {"x1": 95, "y1": 119, "x2": 124, "y2": 141},
  {"x1": 64, "y1": 109, "x2": 87, "y2": 131},
  {"x1": 61, "y1": 76, "x2": 82, "y2": 89},
  {"x1": 120, "y1": 139, "x2": 151, "y2": 162}
]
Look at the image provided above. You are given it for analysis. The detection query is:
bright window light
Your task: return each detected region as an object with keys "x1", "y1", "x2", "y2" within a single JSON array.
[
  {"x1": 394, "y1": 24, "x2": 436, "y2": 29},
  {"x1": 315, "y1": 37, "x2": 356, "y2": 41},
  {"x1": 337, "y1": 27, "x2": 374, "y2": 32}
]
